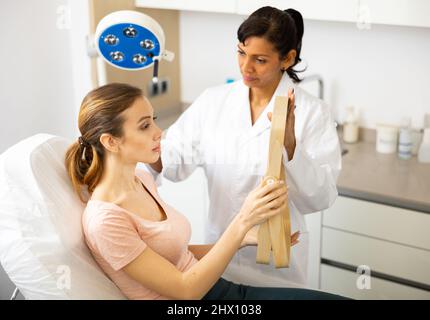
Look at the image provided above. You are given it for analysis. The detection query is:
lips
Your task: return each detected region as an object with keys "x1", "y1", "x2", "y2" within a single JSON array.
[
  {"x1": 152, "y1": 144, "x2": 161, "y2": 152},
  {"x1": 243, "y1": 75, "x2": 257, "y2": 82}
]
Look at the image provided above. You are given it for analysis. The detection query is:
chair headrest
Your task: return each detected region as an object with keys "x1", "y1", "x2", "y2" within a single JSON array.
[{"x1": 0, "y1": 134, "x2": 125, "y2": 299}]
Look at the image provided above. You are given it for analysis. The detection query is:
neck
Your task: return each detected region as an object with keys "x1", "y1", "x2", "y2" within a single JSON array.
[
  {"x1": 249, "y1": 73, "x2": 283, "y2": 109},
  {"x1": 94, "y1": 154, "x2": 139, "y2": 201}
]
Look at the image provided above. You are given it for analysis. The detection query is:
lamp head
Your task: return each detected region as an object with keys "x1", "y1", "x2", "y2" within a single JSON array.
[{"x1": 95, "y1": 10, "x2": 173, "y2": 72}]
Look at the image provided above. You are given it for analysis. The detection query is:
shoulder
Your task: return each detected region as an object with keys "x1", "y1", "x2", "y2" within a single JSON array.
[
  {"x1": 204, "y1": 81, "x2": 239, "y2": 96},
  {"x1": 83, "y1": 201, "x2": 132, "y2": 236},
  {"x1": 295, "y1": 86, "x2": 328, "y2": 114},
  {"x1": 173, "y1": 81, "x2": 242, "y2": 130},
  {"x1": 294, "y1": 86, "x2": 332, "y2": 129},
  {"x1": 191, "y1": 81, "x2": 242, "y2": 110}
]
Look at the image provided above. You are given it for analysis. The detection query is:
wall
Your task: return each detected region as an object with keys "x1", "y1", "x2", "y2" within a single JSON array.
[
  {"x1": 0, "y1": 0, "x2": 78, "y2": 154},
  {"x1": 0, "y1": 0, "x2": 181, "y2": 300},
  {"x1": 0, "y1": 0, "x2": 83, "y2": 299},
  {"x1": 179, "y1": 11, "x2": 430, "y2": 129}
]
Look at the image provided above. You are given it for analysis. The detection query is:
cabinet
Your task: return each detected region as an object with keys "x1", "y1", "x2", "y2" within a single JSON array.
[
  {"x1": 134, "y1": 0, "x2": 237, "y2": 14},
  {"x1": 135, "y1": 0, "x2": 430, "y2": 28},
  {"x1": 360, "y1": 0, "x2": 430, "y2": 28},
  {"x1": 236, "y1": 0, "x2": 359, "y2": 23},
  {"x1": 321, "y1": 264, "x2": 430, "y2": 300},
  {"x1": 321, "y1": 196, "x2": 430, "y2": 299}
]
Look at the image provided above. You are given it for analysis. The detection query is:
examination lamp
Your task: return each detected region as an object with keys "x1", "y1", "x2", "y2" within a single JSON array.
[{"x1": 95, "y1": 10, "x2": 174, "y2": 83}]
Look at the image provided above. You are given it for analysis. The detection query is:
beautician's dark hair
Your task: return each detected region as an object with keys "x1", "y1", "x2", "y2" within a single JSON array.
[
  {"x1": 237, "y1": 6, "x2": 305, "y2": 82},
  {"x1": 65, "y1": 83, "x2": 143, "y2": 202}
]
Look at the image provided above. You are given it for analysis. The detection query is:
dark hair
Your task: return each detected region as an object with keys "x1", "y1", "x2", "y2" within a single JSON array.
[
  {"x1": 237, "y1": 6, "x2": 305, "y2": 82},
  {"x1": 65, "y1": 83, "x2": 143, "y2": 202}
]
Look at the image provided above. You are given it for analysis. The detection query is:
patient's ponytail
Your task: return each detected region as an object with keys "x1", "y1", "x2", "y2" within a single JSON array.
[{"x1": 65, "y1": 83, "x2": 143, "y2": 203}]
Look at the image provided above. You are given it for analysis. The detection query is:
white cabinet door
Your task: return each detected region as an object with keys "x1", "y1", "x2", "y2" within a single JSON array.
[
  {"x1": 304, "y1": 211, "x2": 322, "y2": 289},
  {"x1": 360, "y1": 0, "x2": 430, "y2": 28},
  {"x1": 135, "y1": 0, "x2": 237, "y2": 14},
  {"x1": 323, "y1": 196, "x2": 430, "y2": 251},
  {"x1": 321, "y1": 264, "x2": 430, "y2": 300},
  {"x1": 236, "y1": 0, "x2": 430, "y2": 27},
  {"x1": 236, "y1": 0, "x2": 359, "y2": 23},
  {"x1": 322, "y1": 227, "x2": 430, "y2": 286}
]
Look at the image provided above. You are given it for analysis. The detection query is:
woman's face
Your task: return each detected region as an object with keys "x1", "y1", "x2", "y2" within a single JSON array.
[
  {"x1": 237, "y1": 36, "x2": 293, "y2": 89},
  {"x1": 115, "y1": 96, "x2": 162, "y2": 164}
]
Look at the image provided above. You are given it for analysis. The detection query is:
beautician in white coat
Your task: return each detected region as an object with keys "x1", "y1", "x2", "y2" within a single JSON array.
[{"x1": 147, "y1": 6, "x2": 341, "y2": 288}]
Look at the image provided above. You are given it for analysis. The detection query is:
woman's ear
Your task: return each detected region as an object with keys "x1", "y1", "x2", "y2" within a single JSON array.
[
  {"x1": 282, "y1": 49, "x2": 297, "y2": 70},
  {"x1": 99, "y1": 133, "x2": 120, "y2": 153}
]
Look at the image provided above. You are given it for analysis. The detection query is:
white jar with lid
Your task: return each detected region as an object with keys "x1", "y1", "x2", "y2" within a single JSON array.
[{"x1": 376, "y1": 124, "x2": 398, "y2": 154}]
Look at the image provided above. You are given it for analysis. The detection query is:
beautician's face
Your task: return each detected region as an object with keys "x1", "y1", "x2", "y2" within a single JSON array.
[
  {"x1": 238, "y1": 36, "x2": 291, "y2": 89},
  {"x1": 117, "y1": 96, "x2": 162, "y2": 164}
]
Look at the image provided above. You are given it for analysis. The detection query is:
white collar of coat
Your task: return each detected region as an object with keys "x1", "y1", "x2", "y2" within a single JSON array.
[{"x1": 238, "y1": 72, "x2": 295, "y2": 140}]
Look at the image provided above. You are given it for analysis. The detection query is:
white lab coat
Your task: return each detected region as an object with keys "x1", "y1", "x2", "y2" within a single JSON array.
[{"x1": 147, "y1": 73, "x2": 341, "y2": 288}]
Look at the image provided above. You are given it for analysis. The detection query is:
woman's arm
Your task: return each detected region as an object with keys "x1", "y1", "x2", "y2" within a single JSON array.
[
  {"x1": 188, "y1": 244, "x2": 214, "y2": 260},
  {"x1": 123, "y1": 215, "x2": 246, "y2": 299},
  {"x1": 282, "y1": 98, "x2": 341, "y2": 214},
  {"x1": 122, "y1": 180, "x2": 287, "y2": 300},
  {"x1": 268, "y1": 90, "x2": 341, "y2": 214}
]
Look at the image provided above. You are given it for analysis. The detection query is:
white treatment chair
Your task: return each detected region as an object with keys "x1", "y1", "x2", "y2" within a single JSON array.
[{"x1": 0, "y1": 134, "x2": 125, "y2": 299}]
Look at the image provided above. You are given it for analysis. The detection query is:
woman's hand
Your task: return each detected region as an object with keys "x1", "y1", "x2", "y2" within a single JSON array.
[
  {"x1": 267, "y1": 88, "x2": 296, "y2": 161},
  {"x1": 240, "y1": 227, "x2": 300, "y2": 249},
  {"x1": 236, "y1": 179, "x2": 287, "y2": 231}
]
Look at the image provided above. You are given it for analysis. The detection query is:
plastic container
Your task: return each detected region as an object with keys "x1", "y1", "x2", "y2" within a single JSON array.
[
  {"x1": 343, "y1": 106, "x2": 359, "y2": 143},
  {"x1": 398, "y1": 128, "x2": 412, "y2": 159},
  {"x1": 376, "y1": 124, "x2": 398, "y2": 154},
  {"x1": 418, "y1": 128, "x2": 430, "y2": 163},
  {"x1": 411, "y1": 129, "x2": 423, "y2": 156},
  {"x1": 424, "y1": 113, "x2": 430, "y2": 128}
]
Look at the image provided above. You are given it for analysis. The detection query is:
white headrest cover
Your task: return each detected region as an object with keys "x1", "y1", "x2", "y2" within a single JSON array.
[{"x1": 0, "y1": 134, "x2": 125, "y2": 299}]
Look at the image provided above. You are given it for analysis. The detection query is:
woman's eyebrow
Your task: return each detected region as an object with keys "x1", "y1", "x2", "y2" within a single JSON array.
[
  {"x1": 137, "y1": 115, "x2": 151, "y2": 124},
  {"x1": 237, "y1": 45, "x2": 270, "y2": 57}
]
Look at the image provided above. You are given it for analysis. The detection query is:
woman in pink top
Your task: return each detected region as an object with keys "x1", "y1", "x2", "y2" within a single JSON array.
[{"x1": 65, "y1": 83, "x2": 346, "y2": 300}]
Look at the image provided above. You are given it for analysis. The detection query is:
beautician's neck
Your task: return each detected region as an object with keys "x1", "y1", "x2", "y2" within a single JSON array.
[
  {"x1": 95, "y1": 155, "x2": 139, "y2": 200},
  {"x1": 249, "y1": 74, "x2": 282, "y2": 108}
]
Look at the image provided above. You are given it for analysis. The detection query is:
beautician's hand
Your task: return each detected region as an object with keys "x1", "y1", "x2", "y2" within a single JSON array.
[
  {"x1": 267, "y1": 88, "x2": 296, "y2": 161},
  {"x1": 240, "y1": 227, "x2": 300, "y2": 249},
  {"x1": 237, "y1": 179, "x2": 287, "y2": 231}
]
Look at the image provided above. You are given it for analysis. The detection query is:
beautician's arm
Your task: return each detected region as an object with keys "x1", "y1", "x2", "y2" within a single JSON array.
[
  {"x1": 188, "y1": 229, "x2": 300, "y2": 261},
  {"x1": 122, "y1": 181, "x2": 287, "y2": 300}
]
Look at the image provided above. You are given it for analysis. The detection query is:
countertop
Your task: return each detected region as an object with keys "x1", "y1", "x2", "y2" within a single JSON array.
[{"x1": 338, "y1": 131, "x2": 430, "y2": 214}]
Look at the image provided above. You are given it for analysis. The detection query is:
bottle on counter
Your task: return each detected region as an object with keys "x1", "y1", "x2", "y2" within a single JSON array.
[
  {"x1": 398, "y1": 128, "x2": 413, "y2": 159},
  {"x1": 411, "y1": 128, "x2": 423, "y2": 156},
  {"x1": 343, "y1": 106, "x2": 359, "y2": 144},
  {"x1": 424, "y1": 113, "x2": 430, "y2": 128},
  {"x1": 398, "y1": 117, "x2": 412, "y2": 160},
  {"x1": 418, "y1": 128, "x2": 430, "y2": 163}
]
